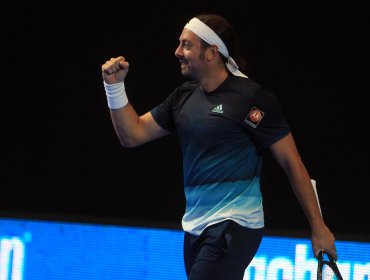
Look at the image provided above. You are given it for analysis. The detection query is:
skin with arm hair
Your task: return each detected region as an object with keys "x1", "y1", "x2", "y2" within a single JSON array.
[{"x1": 269, "y1": 132, "x2": 337, "y2": 260}]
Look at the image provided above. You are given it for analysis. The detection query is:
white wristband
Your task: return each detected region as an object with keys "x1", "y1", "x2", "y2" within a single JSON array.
[{"x1": 103, "y1": 81, "x2": 129, "y2": 109}]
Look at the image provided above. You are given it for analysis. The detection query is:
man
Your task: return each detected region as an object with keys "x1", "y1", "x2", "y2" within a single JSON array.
[{"x1": 102, "y1": 14, "x2": 337, "y2": 280}]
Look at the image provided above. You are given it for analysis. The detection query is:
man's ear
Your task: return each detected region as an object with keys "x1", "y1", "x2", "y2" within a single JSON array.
[{"x1": 206, "y1": 45, "x2": 219, "y2": 61}]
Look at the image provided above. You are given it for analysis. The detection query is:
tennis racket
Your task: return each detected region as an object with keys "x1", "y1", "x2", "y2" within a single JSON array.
[{"x1": 317, "y1": 251, "x2": 343, "y2": 280}]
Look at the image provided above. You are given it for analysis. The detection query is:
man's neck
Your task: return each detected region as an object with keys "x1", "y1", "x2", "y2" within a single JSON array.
[{"x1": 200, "y1": 69, "x2": 229, "y2": 92}]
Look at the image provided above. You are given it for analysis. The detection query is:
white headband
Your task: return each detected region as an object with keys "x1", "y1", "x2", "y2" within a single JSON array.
[{"x1": 184, "y1": 17, "x2": 248, "y2": 78}]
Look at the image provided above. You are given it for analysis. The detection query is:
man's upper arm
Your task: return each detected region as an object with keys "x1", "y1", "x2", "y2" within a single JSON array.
[
  {"x1": 138, "y1": 111, "x2": 171, "y2": 144},
  {"x1": 269, "y1": 132, "x2": 302, "y2": 175}
]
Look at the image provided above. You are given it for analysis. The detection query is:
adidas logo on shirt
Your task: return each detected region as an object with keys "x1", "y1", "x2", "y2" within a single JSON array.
[{"x1": 212, "y1": 104, "x2": 223, "y2": 114}]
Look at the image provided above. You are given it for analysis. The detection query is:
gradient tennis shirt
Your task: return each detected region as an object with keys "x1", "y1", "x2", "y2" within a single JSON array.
[{"x1": 151, "y1": 75, "x2": 290, "y2": 236}]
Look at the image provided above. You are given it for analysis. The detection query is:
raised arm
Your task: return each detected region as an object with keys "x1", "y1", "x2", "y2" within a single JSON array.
[
  {"x1": 109, "y1": 106, "x2": 169, "y2": 147},
  {"x1": 102, "y1": 56, "x2": 169, "y2": 147},
  {"x1": 269, "y1": 132, "x2": 337, "y2": 259}
]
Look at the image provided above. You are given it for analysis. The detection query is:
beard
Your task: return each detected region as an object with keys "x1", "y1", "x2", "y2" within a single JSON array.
[{"x1": 179, "y1": 62, "x2": 200, "y2": 81}]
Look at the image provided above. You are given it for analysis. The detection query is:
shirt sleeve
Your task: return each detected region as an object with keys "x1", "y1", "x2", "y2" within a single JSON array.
[
  {"x1": 150, "y1": 81, "x2": 197, "y2": 132},
  {"x1": 150, "y1": 92, "x2": 176, "y2": 132},
  {"x1": 244, "y1": 87, "x2": 291, "y2": 147}
]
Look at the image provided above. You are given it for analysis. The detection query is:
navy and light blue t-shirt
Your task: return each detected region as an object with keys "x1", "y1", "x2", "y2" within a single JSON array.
[{"x1": 151, "y1": 75, "x2": 290, "y2": 236}]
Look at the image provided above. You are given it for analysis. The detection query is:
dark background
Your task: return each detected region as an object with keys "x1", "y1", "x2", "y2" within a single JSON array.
[{"x1": 2, "y1": 1, "x2": 369, "y2": 240}]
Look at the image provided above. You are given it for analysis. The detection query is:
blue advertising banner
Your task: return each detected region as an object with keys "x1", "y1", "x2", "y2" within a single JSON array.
[{"x1": 0, "y1": 217, "x2": 369, "y2": 280}]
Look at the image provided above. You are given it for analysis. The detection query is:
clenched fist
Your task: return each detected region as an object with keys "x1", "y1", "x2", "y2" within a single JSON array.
[{"x1": 102, "y1": 56, "x2": 129, "y2": 84}]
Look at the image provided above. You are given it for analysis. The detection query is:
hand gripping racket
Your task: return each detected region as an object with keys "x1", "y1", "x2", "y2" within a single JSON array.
[
  {"x1": 312, "y1": 180, "x2": 344, "y2": 280},
  {"x1": 317, "y1": 250, "x2": 344, "y2": 280}
]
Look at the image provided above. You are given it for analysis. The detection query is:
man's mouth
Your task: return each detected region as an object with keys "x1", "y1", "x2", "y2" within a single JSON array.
[{"x1": 180, "y1": 61, "x2": 188, "y2": 69}]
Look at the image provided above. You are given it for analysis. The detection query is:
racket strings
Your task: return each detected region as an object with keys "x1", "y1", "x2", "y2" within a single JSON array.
[{"x1": 322, "y1": 263, "x2": 339, "y2": 280}]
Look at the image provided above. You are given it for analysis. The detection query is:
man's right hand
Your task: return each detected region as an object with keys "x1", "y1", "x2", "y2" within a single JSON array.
[{"x1": 102, "y1": 56, "x2": 129, "y2": 84}]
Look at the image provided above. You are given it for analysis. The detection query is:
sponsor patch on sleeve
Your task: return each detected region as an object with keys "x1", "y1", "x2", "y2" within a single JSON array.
[{"x1": 244, "y1": 107, "x2": 264, "y2": 128}]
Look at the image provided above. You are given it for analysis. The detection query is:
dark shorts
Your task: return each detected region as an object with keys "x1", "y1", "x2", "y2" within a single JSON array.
[{"x1": 184, "y1": 220, "x2": 263, "y2": 280}]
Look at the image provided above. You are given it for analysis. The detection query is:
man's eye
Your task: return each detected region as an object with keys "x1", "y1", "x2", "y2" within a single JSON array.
[{"x1": 183, "y1": 42, "x2": 191, "y2": 49}]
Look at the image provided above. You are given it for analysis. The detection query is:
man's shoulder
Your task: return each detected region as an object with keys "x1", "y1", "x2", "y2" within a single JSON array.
[
  {"x1": 235, "y1": 76, "x2": 262, "y2": 89},
  {"x1": 226, "y1": 76, "x2": 264, "y2": 98}
]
